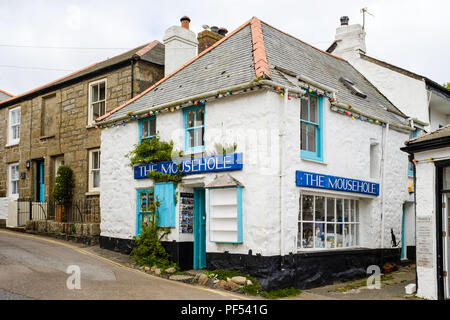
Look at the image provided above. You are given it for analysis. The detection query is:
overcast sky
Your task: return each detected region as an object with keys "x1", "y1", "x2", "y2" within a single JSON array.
[{"x1": 0, "y1": 0, "x2": 448, "y2": 95}]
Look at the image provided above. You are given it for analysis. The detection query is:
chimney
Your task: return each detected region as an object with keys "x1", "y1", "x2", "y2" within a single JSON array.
[
  {"x1": 332, "y1": 16, "x2": 366, "y2": 60},
  {"x1": 163, "y1": 16, "x2": 198, "y2": 76},
  {"x1": 197, "y1": 25, "x2": 228, "y2": 54}
]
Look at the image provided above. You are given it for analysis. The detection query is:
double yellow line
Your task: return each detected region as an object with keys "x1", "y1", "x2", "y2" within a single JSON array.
[{"x1": 0, "y1": 229, "x2": 252, "y2": 300}]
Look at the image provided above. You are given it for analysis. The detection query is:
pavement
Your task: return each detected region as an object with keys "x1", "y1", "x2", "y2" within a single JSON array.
[
  {"x1": 0, "y1": 229, "x2": 420, "y2": 300},
  {"x1": 0, "y1": 230, "x2": 252, "y2": 300}
]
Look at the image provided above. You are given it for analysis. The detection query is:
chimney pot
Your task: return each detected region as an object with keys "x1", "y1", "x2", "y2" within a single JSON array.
[
  {"x1": 180, "y1": 16, "x2": 191, "y2": 29},
  {"x1": 210, "y1": 26, "x2": 219, "y2": 33},
  {"x1": 218, "y1": 27, "x2": 228, "y2": 36},
  {"x1": 340, "y1": 16, "x2": 349, "y2": 26}
]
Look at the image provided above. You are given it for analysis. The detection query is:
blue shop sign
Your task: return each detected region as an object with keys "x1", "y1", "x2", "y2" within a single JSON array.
[
  {"x1": 134, "y1": 153, "x2": 243, "y2": 179},
  {"x1": 296, "y1": 171, "x2": 379, "y2": 196}
]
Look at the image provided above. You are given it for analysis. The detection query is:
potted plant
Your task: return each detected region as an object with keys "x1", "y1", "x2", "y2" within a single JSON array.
[{"x1": 51, "y1": 165, "x2": 74, "y2": 222}]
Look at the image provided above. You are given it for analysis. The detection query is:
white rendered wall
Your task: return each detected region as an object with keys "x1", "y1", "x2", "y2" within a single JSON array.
[
  {"x1": 346, "y1": 57, "x2": 429, "y2": 127},
  {"x1": 429, "y1": 108, "x2": 447, "y2": 132},
  {"x1": 412, "y1": 147, "x2": 450, "y2": 300},
  {"x1": 280, "y1": 93, "x2": 412, "y2": 255},
  {"x1": 100, "y1": 89, "x2": 412, "y2": 258}
]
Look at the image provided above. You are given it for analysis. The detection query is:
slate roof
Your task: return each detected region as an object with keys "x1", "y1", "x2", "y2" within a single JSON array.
[
  {"x1": 98, "y1": 17, "x2": 407, "y2": 126},
  {"x1": 407, "y1": 124, "x2": 450, "y2": 145},
  {"x1": 0, "y1": 89, "x2": 13, "y2": 101},
  {"x1": 0, "y1": 41, "x2": 164, "y2": 108}
]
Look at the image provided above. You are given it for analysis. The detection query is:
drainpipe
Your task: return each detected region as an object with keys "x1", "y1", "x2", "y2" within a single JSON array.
[
  {"x1": 380, "y1": 123, "x2": 390, "y2": 251},
  {"x1": 279, "y1": 88, "x2": 288, "y2": 262},
  {"x1": 130, "y1": 59, "x2": 135, "y2": 99}
]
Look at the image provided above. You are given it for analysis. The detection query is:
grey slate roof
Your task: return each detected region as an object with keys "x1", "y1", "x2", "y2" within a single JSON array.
[
  {"x1": 0, "y1": 90, "x2": 12, "y2": 101},
  {"x1": 104, "y1": 25, "x2": 256, "y2": 121},
  {"x1": 261, "y1": 23, "x2": 405, "y2": 125},
  {"x1": 0, "y1": 41, "x2": 164, "y2": 108},
  {"x1": 406, "y1": 124, "x2": 450, "y2": 145},
  {"x1": 101, "y1": 19, "x2": 407, "y2": 127}
]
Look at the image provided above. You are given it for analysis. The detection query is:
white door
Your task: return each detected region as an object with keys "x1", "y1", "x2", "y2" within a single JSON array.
[{"x1": 443, "y1": 195, "x2": 450, "y2": 299}]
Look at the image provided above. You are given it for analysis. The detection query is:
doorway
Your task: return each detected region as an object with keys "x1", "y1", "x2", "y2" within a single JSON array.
[
  {"x1": 36, "y1": 160, "x2": 45, "y2": 202},
  {"x1": 401, "y1": 202, "x2": 415, "y2": 261},
  {"x1": 193, "y1": 187, "x2": 206, "y2": 269}
]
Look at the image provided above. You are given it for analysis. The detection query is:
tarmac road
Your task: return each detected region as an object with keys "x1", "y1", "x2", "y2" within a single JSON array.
[{"x1": 0, "y1": 230, "x2": 249, "y2": 300}]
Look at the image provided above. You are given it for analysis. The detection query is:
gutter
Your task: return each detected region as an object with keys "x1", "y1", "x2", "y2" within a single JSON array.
[
  {"x1": 331, "y1": 101, "x2": 411, "y2": 132},
  {"x1": 96, "y1": 79, "x2": 306, "y2": 126}
]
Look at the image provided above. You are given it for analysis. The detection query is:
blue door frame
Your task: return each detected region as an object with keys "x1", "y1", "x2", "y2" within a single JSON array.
[
  {"x1": 38, "y1": 161, "x2": 45, "y2": 202},
  {"x1": 193, "y1": 188, "x2": 206, "y2": 269}
]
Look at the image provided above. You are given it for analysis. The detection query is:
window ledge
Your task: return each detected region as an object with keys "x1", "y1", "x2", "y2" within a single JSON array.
[
  {"x1": 5, "y1": 142, "x2": 19, "y2": 148},
  {"x1": 86, "y1": 124, "x2": 97, "y2": 130},
  {"x1": 301, "y1": 157, "x2": 327, "y2": 165},
  {"x1": 40, "y1": 135, "x2": 55, "y2": 140},
  {"x1": 85, "y1": 191, "x2": 100, "y2": 196}
]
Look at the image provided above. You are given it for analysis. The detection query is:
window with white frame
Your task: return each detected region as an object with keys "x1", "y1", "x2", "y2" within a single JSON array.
[
  {"x1": 298, "y1": 194, "x2": 359, "y2": 249},
  {"x1": 8, "y1": 107, "x2": 21, "y2": 145},
  {"x1": 88, "y1": 79, "x2": 106, "y2": 125},
  {"x1": 8, "y1": 163, "x2": 19, "y2": 197},
  {"x1": 88, "y1": 149, "x2": 100, "y2": 192}
]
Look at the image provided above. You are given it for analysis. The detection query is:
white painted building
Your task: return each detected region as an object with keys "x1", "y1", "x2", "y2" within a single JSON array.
[
  {"x1": 328, "y1": 16, "x2": 450, "y2": 133},
  {"x1": 402, "y1": 125, "x2": 450, "y2": 300},
  {"x1": 328, "y1": 16, "x2": 450, "y2": 264},
  {"x1": 96, "y1": 17, "x2": 415, "y2": 290}
]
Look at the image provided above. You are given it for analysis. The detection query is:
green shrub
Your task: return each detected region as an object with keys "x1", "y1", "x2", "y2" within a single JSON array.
[
  {"x1": 51, "y1": 165, "x2": 74, "y2": 204},
  {"x1": 259, "y1": 287, "x2": 302, "y2": 299}
]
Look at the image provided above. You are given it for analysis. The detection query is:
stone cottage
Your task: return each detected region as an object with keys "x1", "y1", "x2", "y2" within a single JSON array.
[{"x1": 0, "y1": 40, "x2": 165, "y2": 226}]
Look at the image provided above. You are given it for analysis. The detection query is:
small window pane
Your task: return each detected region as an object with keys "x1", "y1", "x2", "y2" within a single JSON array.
[
  {"x1": 302, "y1": 223, "x2": 314, "y2": 248},
  {"x1": 92, "y1": 85, "x2": 99, "y2": 102},
  {"x1": 93, "y1": 171, "x2": 100, "y2": 188},
  {"x1": 300, "y1": 99, "x2": 308, "y2": 120},
  {"x1": 326, "y1": 198, "x2": 335, "y2": 222},
  {"x1": 149, "y1": 118, "x2": 156, "y2": 137},
  {"x1": 315, "y1": 223, "x2": 325, "y2": 248},
  {"x1": 310, "y1": 96, "x2": 318, "y2": 123},
  {"x1": 186, "y1": 110, "x2": 195, "y2": 128},
  {"x1": 195, "y1": 108, "x2": 204, "y2": 127},
  {"x1": 194, "y1": 127, "x2": 203, "y2": 147},
  {"x1": 99, "y1": 83, "x2": 106, "y2": 100},
  {"x1": 306, "y1": 125, "x2": 316, "y2": 153},
  {"x1": 315, "y1": 196, "x2": 325, "y2": 221},
  {"x1": 344, "y1": 199, "x2": 350, "y2": 222},
  {"x1": 326, "y1": 224, "x2": 336, "y2": 248},
  {"x1": 188, "y1": 129, "x2": 195, "y2": 148},
  {"x1": 302, "y1": 195, "x2": 314, "y2": 221},
  {"x1": 142, "y1": 120, "x2": 149, "y2": 139},
  {"x1": 301, "y1": 122, "x2": 307, "y2": 151}
]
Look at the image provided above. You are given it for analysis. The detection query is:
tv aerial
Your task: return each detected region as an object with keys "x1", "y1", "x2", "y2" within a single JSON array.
[{"x1": 360, "y1": 7, "x2": 374, "y2": 30}]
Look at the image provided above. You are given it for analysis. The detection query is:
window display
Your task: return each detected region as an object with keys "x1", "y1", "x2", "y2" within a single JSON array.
[
  {"x1": 298, "y1": 194, "x2": 360, "y2": 249},
  {"x1": 179, "y1": 192, "x2": 194, "y2": 233}
]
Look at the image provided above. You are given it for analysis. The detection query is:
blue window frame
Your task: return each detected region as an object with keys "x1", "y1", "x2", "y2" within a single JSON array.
[
  {"x1": 183, "y1": 105, "x2": 205, "y2": 153},
  {"x1": 408, "y1": 129, "x2": 419, "y2": 177},
  {"x1": 139, "y1": 116, "x2": 156, "y2": 142},
  {"x1": 136, "y1": 188, "x2": 154, "y2": 236},
  {"x1": 300, "y1": 93, "x2": 323, "y2": 161}
]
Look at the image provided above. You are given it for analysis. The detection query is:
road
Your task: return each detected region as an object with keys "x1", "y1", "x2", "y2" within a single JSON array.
[{"x1": 0, "y1": 230, "x2": 248, "y2": 300}]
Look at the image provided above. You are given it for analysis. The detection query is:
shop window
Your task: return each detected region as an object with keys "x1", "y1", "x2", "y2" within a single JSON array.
[
  {"x1": 183, "y1": 105, "x2": 205, "y2": 153},
  {"x1": 300, "y1": 94, "x2": 323, "y2": 161},
  {"x1": 139, "y1": 117, "x2": 156, "y2": 142},
  {"x1": 8, "y1": 162, "x2": 19, "y2": 198},
  {"x1": 408, "y1": 129, "x2": 419, "y2": 177},
  {"x1": 154, "y1": 182, "x2": 176, "y2": 227},
  {"x1": 136, "y1": 188, "x2": 154, "y2": 236},
  {"x1": 298, "y1": 194, "x2": 359, "y2": 249},
  {"x1": 88, "y1": 149, "x2": 100, "y2": 192},
  {"x1": 8, "y1": 107, "x2": 21, "y2": 145},
  {"x1": 88, "y1": 79, "x2": 106, "y2": 125},
  {"x1": 209, "y1": 187, "x2": 243, "y2": 243}
]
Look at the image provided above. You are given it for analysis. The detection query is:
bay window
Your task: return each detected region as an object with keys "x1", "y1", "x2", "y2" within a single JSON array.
[{"x1": 298, "y1": 194, "x2": 359, "y2": 249}]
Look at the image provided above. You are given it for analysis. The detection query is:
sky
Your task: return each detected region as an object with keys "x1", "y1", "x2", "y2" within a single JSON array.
[{"x1": 0, "y1": 0, "x2": 448, "y2": 95}]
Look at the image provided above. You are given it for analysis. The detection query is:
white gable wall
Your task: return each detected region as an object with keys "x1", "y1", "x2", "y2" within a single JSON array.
[{"x1": 347, "y1": 57, "x2": 429, "y2": 126}]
